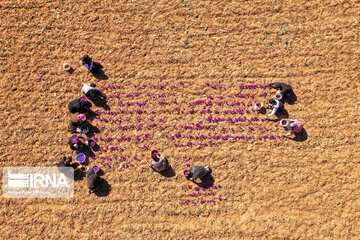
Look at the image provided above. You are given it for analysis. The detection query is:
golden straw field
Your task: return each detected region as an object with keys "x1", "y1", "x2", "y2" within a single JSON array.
[{"x1": 1, "y1": 0, "x2": 360, "y2": 239}]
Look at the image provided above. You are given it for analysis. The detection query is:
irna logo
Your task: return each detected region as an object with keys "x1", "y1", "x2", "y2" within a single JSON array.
[
  {"x1": 3, "y1": 167, "x2": 74, "y2": 198},
  {"x1": 8, "y1": 173, "x2": 69, "y2": 188}
]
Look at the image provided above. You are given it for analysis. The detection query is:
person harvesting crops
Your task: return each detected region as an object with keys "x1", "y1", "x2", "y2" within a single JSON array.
[
  {"x1": 68, "y1": 98, "x2": 91, "y2": 114},
  {"x1": 267, "y1": 99, "x2": 285, "y2": 118},
  {"x1": 149, "y1": 150, "x2": 169, "y2": 172},
  {"x1": 87, "y1": 167, "x2": 101, "y2": 194},
  {"x1": 269, "y1": 82, "x2": 294, "y2": 101},
  {"x1": 81, "y1": 83, "x2": 107, "y2": 101},
  {"x1": 68, "y1": 135, "x2": 88, "y2": 152},
  {"x1": 282, "y1": 119, "x2": 303, "y2": 136},
  {"x1": 68, "y1": 113, "x2": 88, "y2": 133},
  {"x1": 183, "y1": 165, "x2": 210, "y2": 182}
]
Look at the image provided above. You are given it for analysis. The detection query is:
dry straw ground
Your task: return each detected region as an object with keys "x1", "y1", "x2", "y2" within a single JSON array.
[{"x1": 1, "y1": 0, "x2": 360, "y2": 239}]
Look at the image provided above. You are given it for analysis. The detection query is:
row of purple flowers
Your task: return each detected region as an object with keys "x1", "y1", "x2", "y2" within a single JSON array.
[
  {"x1": 100, "y1": 82, "x2": 270, "y2": 91},
  {"x1": 94, "y1": 104, "x2": 263, "y2": 117},
  {"x1": 107, "y1": 93, "x2": 268, "y2": 101}
]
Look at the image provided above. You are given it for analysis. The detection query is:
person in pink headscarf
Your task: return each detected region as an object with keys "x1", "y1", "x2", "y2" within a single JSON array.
[
  {"x1": 283, "y1": 119, "x2": 303, "y2": 136},
  {"x1": 68, "y1": 113, "x2": 88, "y2": 133}
]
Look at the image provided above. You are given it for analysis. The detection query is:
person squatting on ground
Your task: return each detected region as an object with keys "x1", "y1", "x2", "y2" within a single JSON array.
[
  {"x1": 183, "y1": 165, "x2": 210, "y2": 182},
  {"x1": 269, "y1": 82, "x2": 294, "y2": 101},
  {"x1": 57, "y1": 156, "x2": 84, "y2": 170},
  {"x1": 81, "y1": 83, "x2": 107, "y2": 101},
  {"x1": 68, "y1": 135, "x2": 89, "y2": 152},
  {"x1": 149, "y1": 150, "x2": 169, "y2": 172},
  {"x1": 283, "y1": 119, "x2": 303, "y2": 136},
  {"x1": 82, "y1": 55, "x2": 101, "y2": 75},
  {"x1": 68, "y1": 98, "x2": 91, "y2": 114},
  {"x1": 87, "y1": 167, "x2": 101, "y2": 194},
  {"x1": 68, "y1": 113, "x2": 87, "y2": 133},
  {"x1": 58, "y1": 156, "x2": 73, "y2": 168},
  {"x1": 268, "y1": 99, "x2": 285, "y2": 118}
]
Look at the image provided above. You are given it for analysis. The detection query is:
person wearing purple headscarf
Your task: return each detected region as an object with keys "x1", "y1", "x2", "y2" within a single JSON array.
[
  {"x1": 82, "y1": 55, "x2": 101, "y2": 74},
  {"x1": 87, "y1": 167, "x2": 101, "y2": 194},
  {"x1": 149, "y1": 150, "x2": 169, "y2": 172},
  {"x1": 184, "y1": 165, "x2": 209, "y2": 181}
]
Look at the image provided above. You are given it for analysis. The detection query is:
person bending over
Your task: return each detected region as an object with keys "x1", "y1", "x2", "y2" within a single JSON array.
[
  {"x1": 57, "y1": 156, "x2": 83, "y2": 175},
  {"x1": 68, "y1": 135, "x2": 89, "y2": 152},
  {"x1": 268, "y1": 99, "x2": 285, "y2": 118},
  {"x1": 184, "y1": 165, "x2": 209, "y2": 182},
  {"x1": 68, "y1": 113, "x2": 87, "y2": 133},
  {"x1": 68, "y1": 98, "x2": 91, "y2": 114},
  {"x1": 269, "y1": 82, "x2": 294, "y2": 101},
  {"x1": 87, "y1": 167, "x2": 101, "y2": 194},
  {"x1": 283, "y1": 119, "x2": 303, "y2": 136},
  {"x1": 81, "y1": 83, "x2": 107, "y2": 101}
]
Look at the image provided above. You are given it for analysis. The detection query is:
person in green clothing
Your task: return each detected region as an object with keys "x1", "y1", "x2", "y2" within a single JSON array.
[{"x1": 68, "y1": 113, "x2": 87, "y2": 133}]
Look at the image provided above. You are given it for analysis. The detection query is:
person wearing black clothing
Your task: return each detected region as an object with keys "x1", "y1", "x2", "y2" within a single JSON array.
[
  {"x1": 269, "y1": 82, "x2": 294, "y2": 101},
  {"x1": 82, "y1": 55, "x2": 100, "y2": 75},
  {"x1": 57, "y1": 156, "x2": 84, "y2": 178},
  {"x1": 81, "y1": 83, "x2": 107, "y2": 101},
  {"x1": 68, "y1": 98, "x2": 91, "y2": 114},
  {"x1": 68, "y1": 135, "x2": 88, "y2": 152},
  {"x1": 57, "y1": 156, "x2": 73, "y2": 168},
  {"x1": 87, "y1": 167, "x2": 101, "y2": 194}
]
